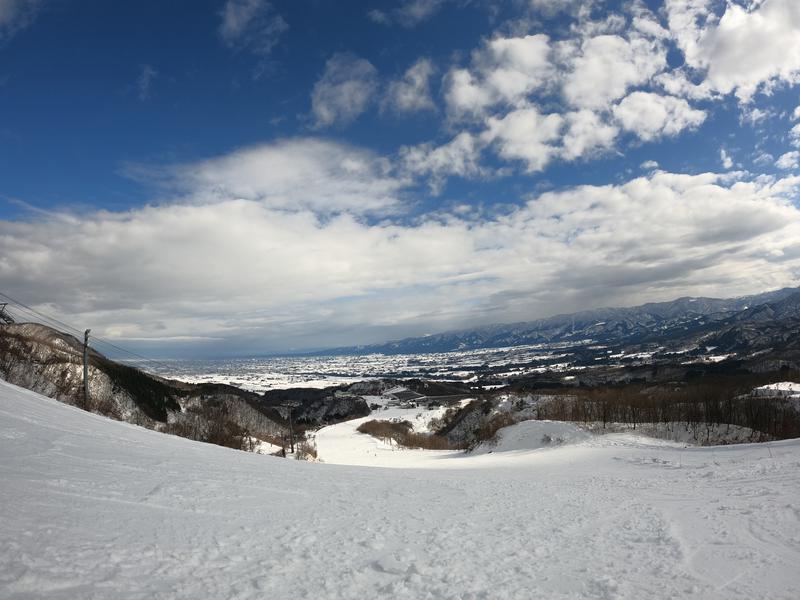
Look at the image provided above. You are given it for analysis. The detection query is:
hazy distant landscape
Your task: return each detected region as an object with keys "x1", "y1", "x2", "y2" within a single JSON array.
[{"x1": 150, "y1": 287, "x2": 800, "y2": 393}]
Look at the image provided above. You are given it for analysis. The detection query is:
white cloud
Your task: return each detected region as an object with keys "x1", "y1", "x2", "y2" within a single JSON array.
[
  {"x1": 424, "y1": 8, "x2": 718, "y2": 180},
  {"x1": 793, "y1": 106, "x2": 800, "y2": 121},
  {"x1": 720, "y1": 148, "x2": 733, "y2": 169},
  {"x1": 560, "y1": 109, "x2": 618, "y2": 160},
  {"x1": 3, "y1": 160, "x2": 799, "y2": 351},
  {"x1": 0, "y1": 0, "x2": 42, "y2": 40},
  {"x1": 367, "y1": 9, "x2": 391, "y2": 24},
  {"x1": 654, "y1": 70, "x2": 715, "y2": 101},
  {"x1": 136, "y1": 65, "x2": 158, "y2": 101},
  {"x1": 664, "y1": 0, "x2": 716, "y2": 66},
  {"x1": 369, "y1": 0, "x2": 447, "y2": 26},
  {"x1": 479, "y1": 36, "x2": 553, "y2": 102},
  {"x1": 444, "y1": 69, "x2": 492, "y2": 118},
  {"x1": 562, "y1": 33, "x2": 667, "y2": 110},
  {"x1": 753, "y1": 151, "x2": 774, "y2": 166},
  {"x1": 640, "y1": 160, "x2": 659, "y2": 170},
  {"x1": 218, "y1": 0, "x2": 287, "y2": 57},
  {"x1": 311, "y1": 53, "x2": 378, "y2": 128},
  {"x1": 135, "y1": 138, "x2": 406, "y2": 216},
  {"x1": 776, "y1": 151, "x2": 799, "y2": 170},
  {"x1": 445, "y1": 34, "x2": 553, "y2": 118},
  {"x1": 667, "y1": 0, "x2": 800, "y2": 102},
  {"x1": 400, "y1": 132, "x2": 484, "y2": 193},
  {"x1": 740, "y1": 106, "x2": 770, "y2": 126},
  {"x1": 790, "y1": 123, "x2": 800, "y2": 148},
  {"x1": 395, "y1": 0, "x2": 446, "y2": 24},
  {"x1": 527, "y1": 0, "x2": 581, "y2": 16},
  {"x1": 382, "y1": 58, "x2": 436, "y2": 114},
  {"x1": 613, "y1": 92, "x2": 706, "y2": 141},
  {"x1": 481, "y1": 105, "x2": 563, "y2": 172}
]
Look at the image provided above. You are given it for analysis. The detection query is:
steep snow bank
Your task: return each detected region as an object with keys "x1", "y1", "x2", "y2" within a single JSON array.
[
  {"x1": 470, "y1": 420, "x2": 593, "y2": 455},
  {"x1": 2, "y1": 379, "x2": 800, "y2": 599}
]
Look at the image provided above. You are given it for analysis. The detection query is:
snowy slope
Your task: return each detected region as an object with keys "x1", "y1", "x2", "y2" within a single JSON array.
[
  {"x1": 314, "y1": 405, "x2": 464, "y2": 469},
  {"x1": 2, "y1": 379, "x2": 800, "y2": 599},
  {"x1": 469, "y1": 420, "x2": 594, "y2": 455}
]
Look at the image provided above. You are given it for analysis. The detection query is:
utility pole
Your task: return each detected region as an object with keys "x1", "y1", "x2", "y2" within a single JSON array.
[
  {"x1": 278, "y1": 404, "x2": 295, "y2": 454},
  {"x1": 83, "y1": 329, "x2": 91, "y2": 409},
  {"x1": 0, "y1": 303, "x2": 14, "y2": 325},
  {"x1": 288, "y1": 406, "x2": 295, "y2": 454}
]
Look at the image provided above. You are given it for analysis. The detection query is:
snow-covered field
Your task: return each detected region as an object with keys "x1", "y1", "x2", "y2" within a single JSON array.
[
  {"x1": 753, "y1": 381, "x2": 800, "y2": 398},
  {"x1": 145, "y1": 344, "x2": 575, "y2": 392},
  {"x1": 2, "y1": 379, "x2": 800, "y2": 599}
]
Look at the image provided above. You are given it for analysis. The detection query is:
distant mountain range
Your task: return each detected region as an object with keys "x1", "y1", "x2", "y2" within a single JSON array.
[{"x1": 322, "y1": 287, "x2": 800, "y2": 356}]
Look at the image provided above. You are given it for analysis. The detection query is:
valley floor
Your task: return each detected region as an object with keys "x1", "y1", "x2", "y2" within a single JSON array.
[{"x1": 1, "y1": 379, "x2": 799, "y2": 599}]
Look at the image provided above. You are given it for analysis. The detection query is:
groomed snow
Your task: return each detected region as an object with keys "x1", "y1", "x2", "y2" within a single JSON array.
[
  {"x1": 470, "y1": 420, "x2": 594, "y2": 455},
  {"x1": 2, "y1": 379, "x2": 800, "y2": 599}
]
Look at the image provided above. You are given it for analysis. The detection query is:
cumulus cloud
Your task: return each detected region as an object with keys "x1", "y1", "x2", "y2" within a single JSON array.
[
  {"x1": 421, "y1": 6, "x2": 729, "y2": 179},
  {"x1": 666, "y1": 0, "x2": 800, "y2": 102},
  {"x1": 445, "y1": 34, "x2": 553, "y2": 118},
  {"x1": 382, "y1": 58, "x2": 436, "y2": 114},
  {"x1": 561, "y1": 33, "x2": 667, "y2": 110},
  {"x1": 218, "y1": 0, "x2": 287, "y2": 57},
  {"x1": 776, "y1": 151, "x2": 799, "y2": 170},
  {"x1": 790, "y1": 123, "x2": 800, "y2": 148},
  {"x1": 613, "y1": 92, "x2": 706, "y2": 141},
  {"x1": 481, "y1": 105, "x2": 563, "y2": 172},
  {"x1": 560, "y1": 109, "x2": 618, "y2": 160},
  {"x1": 3, "y1": 156, "x2": 799, "y2": 352},
  {"x1": 720, "y1": 148, "x2": 733, "y2": 169},
  {"x1": 400, "y1": 132, "x2": 485, "y2": 193},
  {"x1": 311, "y1": 53, "x2": 379, "y2": 128}
]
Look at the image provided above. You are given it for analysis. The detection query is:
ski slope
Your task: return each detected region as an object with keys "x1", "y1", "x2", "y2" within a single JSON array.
[{"x1": 2, "y1": 379, "x2": 800, "y2": 599}]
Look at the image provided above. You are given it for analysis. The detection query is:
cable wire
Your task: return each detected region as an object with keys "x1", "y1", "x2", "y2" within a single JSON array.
[{"x1": 0, "y1": 291, "x2": 177, "y2": 374}]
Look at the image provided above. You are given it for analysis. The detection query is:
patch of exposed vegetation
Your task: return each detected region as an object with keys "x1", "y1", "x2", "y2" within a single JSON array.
[
  {"x1": 357, "y1": 419, "x2": 465, "y2": 450},
  {"x1": 532, "y1": 372, "x2": 800, "y2": 440},
  {"x1": 94, "y1": 356, "x2": 179, "y2": 422}
]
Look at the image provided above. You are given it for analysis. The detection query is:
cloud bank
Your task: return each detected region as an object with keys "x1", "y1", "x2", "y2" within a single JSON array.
[{"x1": 3, "y1": 139, "x2": 799, "y2": 353}]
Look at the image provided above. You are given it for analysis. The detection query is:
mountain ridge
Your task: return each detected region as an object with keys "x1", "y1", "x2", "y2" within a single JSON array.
[{"x1": 318, "y1": 287, "x2": 800, "y2": 355}]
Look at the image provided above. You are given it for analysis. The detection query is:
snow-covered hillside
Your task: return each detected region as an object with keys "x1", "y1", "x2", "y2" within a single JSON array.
[{"x1": 2, "y1": 379, "x2": 799, "y2": 599}]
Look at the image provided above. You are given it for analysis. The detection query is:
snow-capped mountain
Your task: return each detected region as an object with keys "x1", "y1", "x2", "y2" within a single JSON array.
[{"x1": 323, "y1": 288, "x2": 800, "y2": 355}]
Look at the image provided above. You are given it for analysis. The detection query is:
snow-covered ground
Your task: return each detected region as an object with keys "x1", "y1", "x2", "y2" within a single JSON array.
[
  {"x1": 2, "y1": 378, "x2": 800, "y2": 599},
  {"x1": 753, "y1": 382, "x2": 800, "y2": 398},
  {"x1": 750, "y1": 382, "x2": 800, "y2": 411},
  {"x1": 144, "y1": 344, "x2": 580, "y2": 392},
  {"x1": 314, "y1": 404, "x2": 464, "y2": 468}
]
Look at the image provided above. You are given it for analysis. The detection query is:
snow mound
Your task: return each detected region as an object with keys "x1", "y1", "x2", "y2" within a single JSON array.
[{"x1": 473, "y1": 420, "x2": 592, "y2": 454}]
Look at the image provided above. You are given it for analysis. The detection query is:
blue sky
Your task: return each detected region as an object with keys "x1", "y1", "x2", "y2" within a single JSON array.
[{"x1": 1, "y1": 0, "x2": 800, "y2": 356}]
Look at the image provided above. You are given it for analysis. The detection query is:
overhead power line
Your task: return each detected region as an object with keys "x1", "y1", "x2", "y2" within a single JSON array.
[{"x1": 0, "y1": 291, "x2": 177, "y2": 374}]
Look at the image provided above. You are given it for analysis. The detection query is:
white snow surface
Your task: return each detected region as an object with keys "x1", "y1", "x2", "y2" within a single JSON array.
[
  {"x1": 470, "y1": 420, "x2": 594, "y2": 455},
  {"x1": 754, "y1": 381, "x2": 800, "y2": 396},
  {"x1": 2, "y1": 379, "x2": 800, "y2": 599},
  {"x1": 314, "y1": 405, "x2": 462, "y2": 469}
]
